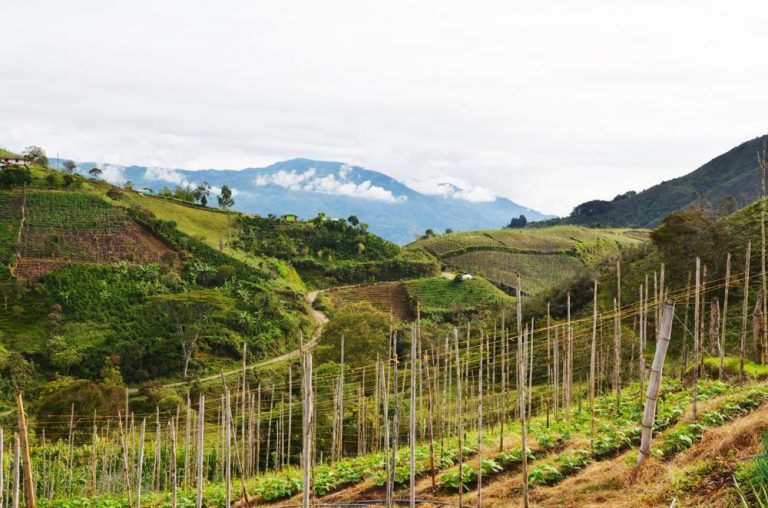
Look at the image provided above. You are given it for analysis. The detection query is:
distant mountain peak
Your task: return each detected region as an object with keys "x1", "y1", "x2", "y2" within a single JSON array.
[{"x1": 56, "y1": 157, "x2": 551, "y2": 243}]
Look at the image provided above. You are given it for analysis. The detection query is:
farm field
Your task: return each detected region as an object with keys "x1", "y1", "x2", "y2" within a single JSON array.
[
  {"x1": 1, "y1": 160, "x2": 767, "y2": 508},
  {"x1": 120, "y1": 192, "x2": 238, "y2": 250},
  {"x1": 408, "y1": 226, "x2": 648, "y2": 295},
  {"x1": 15, "y1": 191, "x2": 174, "y2": 280},
  {"x1": 325, "y1": 281, "x2": 415, "y2": 321},
  {"x1": 0, "y1": 190, "x2": 22, "y2": 267},
  {"x1": 445, "y1": 251, "x2": 584, "y2": 295},
  {"x1": 403, "y1": 275, "x2": 514, "y2": 314}
]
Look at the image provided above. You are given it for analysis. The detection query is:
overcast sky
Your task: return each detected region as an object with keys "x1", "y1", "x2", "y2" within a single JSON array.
[{"x1": 1, "y1": 1, "x2": 767, "y2": 215}]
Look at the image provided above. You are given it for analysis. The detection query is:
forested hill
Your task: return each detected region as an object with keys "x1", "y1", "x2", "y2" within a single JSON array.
[{"x1": 547, "y1": 134, "x2": 768, "y2": 228}]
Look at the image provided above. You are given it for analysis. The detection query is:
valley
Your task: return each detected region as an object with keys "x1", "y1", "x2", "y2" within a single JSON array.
[{"x1": 0, "y1": 139, "x2": 767, "y2": 508}]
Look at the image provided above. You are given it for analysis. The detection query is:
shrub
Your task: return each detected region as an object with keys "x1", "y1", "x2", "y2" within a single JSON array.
[{"x1": 106, "y1": 187, "x2": 124, "y2": 200}]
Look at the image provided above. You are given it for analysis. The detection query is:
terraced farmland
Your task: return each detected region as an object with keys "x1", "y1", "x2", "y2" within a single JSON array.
[
  {"x1": 446, "y1": 251, "x2": 584, "y2": 294},
  {"x1": 0, "y1": 190, "x2": 22, "y2": 266},
  {"x1": 15, "y1": 191, "x2": 175, "y2": 280},
  {"x1": 326, "y1": 282, "x2": 415, "y2": 321},
  {"x1": 403, "y1": 275, "x2": 513, "y2": 314},
  {"x1": 409, "y1": 226, "x2": 647, "y2": 295}
]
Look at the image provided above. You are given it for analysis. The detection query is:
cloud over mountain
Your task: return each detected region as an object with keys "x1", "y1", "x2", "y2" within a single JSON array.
[{"x1": 253, "y1": 164, "x2": 406, "y2": 203}]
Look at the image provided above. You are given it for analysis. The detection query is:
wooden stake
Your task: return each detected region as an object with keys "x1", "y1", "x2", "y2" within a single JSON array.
[
  {"x1": 169, "y1": 418, "x2": 177, "y2": 508},
  {"x1": 590, "y1": 280, "x2": 598, "y2": 446},
  {"x1": 741, "y1": 241, "x2": 752, "y2": 380},
  {"x1": 638, "y1": 301, "x2": 675, "y2": 464},
  {"x1": 423, "y1": 348, "x2": 437, "y2": 490},
  {"x1": 720, "y1": 253, "x2": 731, "y2": 378},
  {"x1": 301, "y1": 352, "x2": 314, "y2": 508},
  {"x1": 0, "y1": 428, "x2": 4, "y2": 508},
  {"x1": 477, "y1": 329, "x2": 484, "y2": 508},
  {"x1": 154, "y1": 408, "x2": 161, "y2": 491},
  {"x1": 409, "y1": 325, "x2": 417, "y2": 508},
  {"x1": 196, "y1": 395, "x2": 205, "y2": 508},
  {"x1": 454, "y1": 327, "x2": 464, "y2": 508},
  {"x1": 12, "y1": 434, "x2": 19, "y2": 508},
  {"x1": 255, "y1": 385, "x2": 261, "y2": 475},
  {"x1": 117, "y1": 412, "x2": 131, "y2": 503},
  {"x1": 225, "y1": 388, "x2": 232, "y2": 507},
  {"x1": 15, "y1": 394, "x2": 34, "y2": 508},
  {"x1": 693, "y1": 257, "x2": 701, "y2": 420},
  {"x1": 517, "y1": 274, "x2": 529, "y2": 508},
  {"x1": 760, "y1": 140, "x2": 768, "y2": 364},
  {"x1": 135, "y1": 419, "x2": 146, "y2": 508}
]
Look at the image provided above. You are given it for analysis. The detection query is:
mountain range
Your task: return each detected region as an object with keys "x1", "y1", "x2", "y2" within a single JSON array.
[
  {"x1": 549, "y1": 135, "x2": 768, "y2": 227},
  {"x1": 61, "y1": 158, "x2": 550, "y2": 244}
]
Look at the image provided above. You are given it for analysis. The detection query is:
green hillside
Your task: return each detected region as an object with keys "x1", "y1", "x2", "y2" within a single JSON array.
[
  {"x1": 547, "y1": 134, "x2": 768, "y2": 227},
  {"x1": 404, "y1": 275, "x2": 513, "y2": 315},
  {"x1": 408, "y1": 225, "x2": 646, "y2": 295}
]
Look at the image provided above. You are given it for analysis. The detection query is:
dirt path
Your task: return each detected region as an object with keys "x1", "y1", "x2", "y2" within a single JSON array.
[{"x1": 129, "y1": 289, "x2": 328, "y2": 393}]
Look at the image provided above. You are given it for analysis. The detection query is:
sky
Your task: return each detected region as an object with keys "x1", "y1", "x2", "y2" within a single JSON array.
[{"x1": 1, "y1": 0, "x2": 767, "y2": 216}]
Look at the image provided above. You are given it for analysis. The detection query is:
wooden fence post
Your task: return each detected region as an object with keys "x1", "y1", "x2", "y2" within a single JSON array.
[
  {"x1": 135, "y1": 419, "x2": 146, "y2": 508},
  {"x1": 517, "y1": 274, "x2": 529, "y2": 508},
  {"x1": 720, "y1": 253, "x2": 731, "y2": 378},
  {"x1": 0, "y1": 427, "x2": 4, "y2": 508},
  {"x1": 12, "y1": 434, "x2": 19, "y2": 508},
  {"x1": 15, "y1": 394, "x2": 34, "y2": 508},
  {"x1": 409, "y1": 325, "x2": 417, "y2": 508},
  {"x1": 741, "y1": 241, "x2": 752, "y2": 380},
  {"x1": 169, "y1": 419, "x2": 177, "y2": 508},
  {"x1": 638, "y1": 301, "x2": 675, "y2": 464},
  {"x1": 590, "y1": 280, "x2": 598, "y2": 446},
  {"x1": 693, "y1": 257, "x2": 701, "y2": 420},
  {"x1": 301, "y1": 351, "x2": 314, "y2": 508},
  {"x1": 196, "y1": 394, "x2": 205, "y2": 508}
]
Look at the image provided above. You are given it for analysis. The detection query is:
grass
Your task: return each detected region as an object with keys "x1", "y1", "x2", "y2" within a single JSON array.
[
  {"x1": 445, "y1": 251, "x2": 584, "y2": 294},
  {"x1": 403, "y1": 275, "x2": 513, "y2": 313},
  {"x1": 0, "y1": 190, "x2": 22, "y2": 265},
  {"x1": 408, "y1": 226, "x2": 647, "y2": 297},
  {"x1": 703, "y1": 356, "x2": 768, "y2": 380},
  {"x1": 120, "y1": 193, "x2": 238, "y2": 248}
]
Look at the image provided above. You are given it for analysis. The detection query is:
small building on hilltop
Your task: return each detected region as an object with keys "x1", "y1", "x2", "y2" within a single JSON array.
[{"x1": 0, "y1": 157, "x2": 30, "y2": 168}]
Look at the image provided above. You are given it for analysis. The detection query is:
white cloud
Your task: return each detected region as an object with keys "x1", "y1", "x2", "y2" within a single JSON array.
[
  {"x1": 145, "y1": 167, "x2": 192, "y2": 187},
  {"x1": 96, "y1": 164, "x2": 126, "y2": 184},
  {"x1": 407, "y1": 177, "x2": 496, "y2": 203},
  {"x1": 2, "y1": 1, "x2": 768, "y2": 215},
  {"x1": 254, "y1": 167, "x2": 406, "y2": 203}
]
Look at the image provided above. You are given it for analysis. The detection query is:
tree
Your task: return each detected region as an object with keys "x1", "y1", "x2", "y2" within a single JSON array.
[
  {"x1": 63, "y1": 160, "x2": 77, "y2": 174},
  {"x1": 89, "y1": 167, "x2": 103, "y2": 178},
  {"x1": 347, "y1": 215, "x2": 360, "y2": 227},
  {"x1": 506, "y1": 215, "x2": 528, "y2": 229},
  {"x1": 147, "y1": 291, "x2": 235, "y2": 378},
  {"x1": 571, "y1": 200, "x2": 612, "y2": 219},
  {"x1": 194, "y1": 181, "x2": 211, "y2": 206},
  {"x1": 317, "y1": 302, "x2": 392, "y2": 366},
  {"x1": 47, "y1": 335, "x2": 84, "y2": 374},
  {"x1": 651, "y1": 206, "x2": 736, "y2": 286},
  {"x1": 22, "y1": 146, "x2": 47, "y2": 166},
  {"x1": 0, "y1": 166, "x2": 31, "y2": 188},
  {"x1": 218, "y1": 185, "x2": 235, "y2": 209},
  {"x1": 174, "y1": 184, "x2": 195, "y2": 202},
  {"x1": 445, "y1": 228, "x2": 454, "y2": 234}
]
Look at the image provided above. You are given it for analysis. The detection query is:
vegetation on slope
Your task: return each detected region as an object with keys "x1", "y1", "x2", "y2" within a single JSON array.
[
  {"x1": 404, "y1": 275, "x2": 513, "y2": 315},
  {"x1": 542, "y1": 134, "x2": 768, "y2": 228},
  {"x1": 408, "y1": 225, "x2": 644, "y2": 296},
  {"x1": 233, "y1": 213, "x2": 438, "y2": 287},
  {"x1": 0, "y1": 151, "x2": 316, "y2": 412}
]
